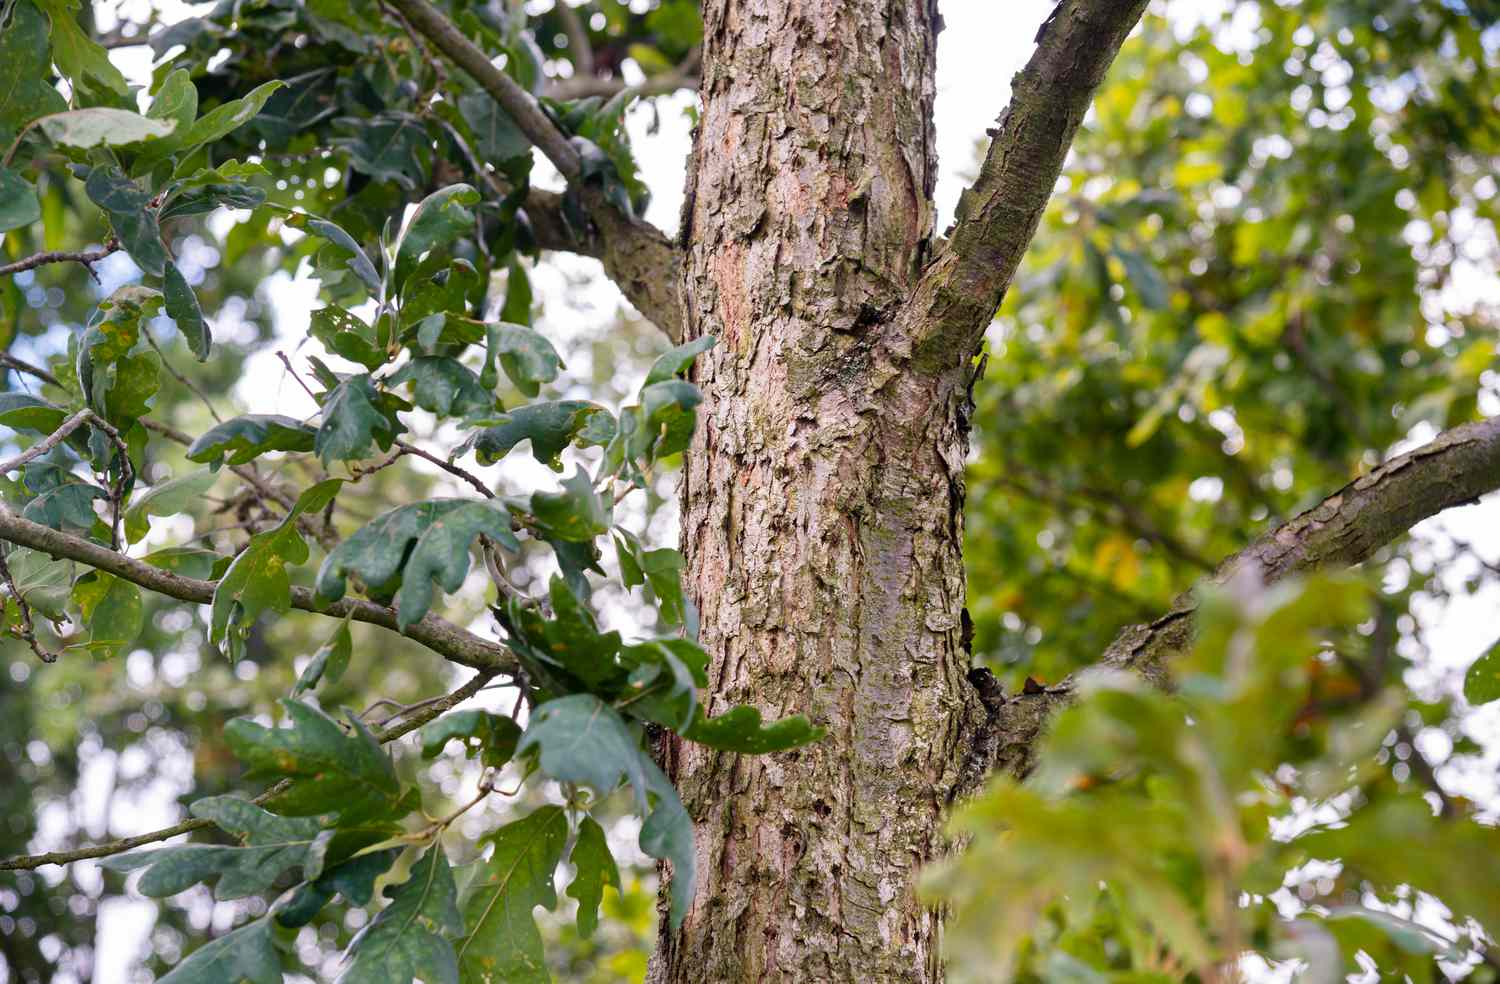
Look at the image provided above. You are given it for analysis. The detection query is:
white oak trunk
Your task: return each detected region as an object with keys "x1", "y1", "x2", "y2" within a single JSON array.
[{"x1": 652, "y1": 2, "x2": 987, "y2": 980}]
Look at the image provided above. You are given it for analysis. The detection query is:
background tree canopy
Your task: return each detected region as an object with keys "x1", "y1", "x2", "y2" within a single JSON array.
[{"x1": 0, "y1": 0, "x2": 1497, "y2": 982}]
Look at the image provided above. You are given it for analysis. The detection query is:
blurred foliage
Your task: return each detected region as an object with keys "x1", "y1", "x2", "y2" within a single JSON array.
[
  {"x1": 966, "y1": 0, "x2": 1500, "y2": 687},
  {"x1": 930, "y1": 573, "x2": 1500, "y2": 983}
]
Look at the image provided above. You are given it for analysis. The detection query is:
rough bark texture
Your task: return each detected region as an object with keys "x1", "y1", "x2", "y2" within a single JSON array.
[{"x1": 651, "y1": 1, "x2": 982, "y2": 980}]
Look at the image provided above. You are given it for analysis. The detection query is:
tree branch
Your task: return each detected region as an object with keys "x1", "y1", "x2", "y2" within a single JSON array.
[
  {"x1": 978, "y1": 416, "x2": 1500, "y2": 779},
  {"x1": 524, "y1": 188, "x2": 685, "y2": 342},
  {"x1": 0, "y1": 507, "x2": 517, "y2": 676},
  {"x1": 0, "y1": 668, "x2": 498, "y2": 870},
  {"x1": 382, "y1": 0, "x2": 685, "y2": 339},
  {"x1": 899, "y1": 0, "x2": 1149, "y2": 363},
  {"x1": 0, "y1": 241, "x2": 120, "y2": 280}
]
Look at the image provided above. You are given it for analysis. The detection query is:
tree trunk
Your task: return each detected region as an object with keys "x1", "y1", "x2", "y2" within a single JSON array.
[{"x1": 652, "y1": 2, "x2": 986, "y2": 980}]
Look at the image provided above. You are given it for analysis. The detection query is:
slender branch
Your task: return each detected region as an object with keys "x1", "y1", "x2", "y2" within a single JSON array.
[
  {"x1": 0, "y1": 355, "x2": 63, "y2": 388},
  {"x1": 140, "y1": 418, "x2": 338, "y2": 550},
  {"x1": 0, "y1": 409, "x2": 94, "y2": 474},
  {"x1": 384, "y1": 0, "x2": 580, "y2": 178},
  {"x1": 0, "y1": 549, "x2": 57, "y2": 662},
  {"x1": 554, "y1": 0, "x2": 595, "y2": 79},
  {"x1": 978, "y1": 416, "x2": 1500, "y2": 780},
  {"x1": 0, "y1": 241, "x2": 120, "y2": 280},
  {"x1": 0, "y1": 507, "x2": 517, "y2": 675},
  {"x1": 382, "y1": 0, "x2": 686, "y2": 340},
  {"x1": 898, "y1": 0, "x2": 1150, "y2": 363},
  {"x1": 543, "y1": 47, "x2": 701, "y2": 102},
  {"x1": 0, "y1": 669, "x2": 498, "y2": 870},
  {"x1": 395, "y1": 440, "x2": 494, "y2": 498}
]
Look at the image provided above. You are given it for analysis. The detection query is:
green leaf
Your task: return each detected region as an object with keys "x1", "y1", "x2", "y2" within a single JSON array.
[
  {"x1": 283, "y1": 213, "x2": 382, "y2": 293},
  {"x1": 0, "y1": 167, "x2": 41, "y2": 233},
  {"x1": 34, "y1": 0, "x2": 127, "y2": 95},
  {"x1": 142, "y1": 546, "x2": 222, "y2": 580},
  {"x1": 530, "y1": 468, "x2": 610, "y2": 543},
  {"x1": 1115, "y1": 248, "x2": 1170, "y2": 310},
  {"x1": 187, "y1": 414, "x2": 318, "y2": 468},
  {"x1": 225, "y1": 699, "x2": 407, "y2": 822},
  {"x1": 613, "y1": 530, "x2": 687, "y2": 625},
  {"x1": 36, "y1": 109, "x2": 175, "y2": 151},
  {"x1": 643, "y1": 334, "x2": 715, "y2": 387},
  {"x1": 157, "y1": 179, "x2": 266, "y2": 222},
  {"x1": 291, "y1": 611, "x2": 354, "y2": 697},
  {"x1": 634, "y1": 379, "x2": 701, "y2": 462},
  {"x1": 310, "y1": 306, "x2": 387, "y2": 371},
  {"x1": 482, "y1": 323, "x2": 562, "y2": 397},
  {"x1": 457, "y1": 90, "x2": 531, "y2": 163},
  {"x1": 22, "y1": 482, "x2": 105, "y2": 535},
  {"x1": 315, "y1": 374, "x2": 403, "y2": 465},
  {"x1": 163, "y1": 262, "x2": 212, "y2": 361},
  {"x1": 207, "y1": 479, "x2": 335, "y2": 659},
  {"x1": 157, "y1": 917, "x2": 282, "y2": 984},
  {"x1": 457, "y1": 805, "x2": 568, "y2": 984},
  {"x1": 279, "y1": 847, "x2": 401, "y2": 928},
  {"x1": 130, "y1": 68, "x2": 199, "y2": 172},
  {"x1": 394, "y1": 184, "x2": 480, "y2": 291},
  {"x1": 567, "y1": 816, "x2": 619, "y2": 939},
  {"x1": 83, "y1": 167, "x2": 169, "y2": 277},
  {"x1": 123, "y1": 468, "x2": 216, "y2": 544},
  {"x1": 3, "y1": 546, "x2": 71, "y2": 620},
  {"x1": 1464, "y1": 636, "x2": 1500, "y2": 706},
  {"x1": 419, "y1": 709, "x2": 522, "y2": 770},
  {"x1": 0, "y1": 393, "x2": 68, "y2": 433},
  {"x1": 469, "y1": 401, "x2": 614, "y2": 470},
  {"x1": 388, "y1": 357, "x2": 494, "y2": 418},
  {"x1": 173, "y1": 81, "x2": 284, "y2": 164},
  {"x1": 103, "y1": 796, "x2": 328, "y2": 900},
  {"x1": 339, "y1": 846, "x2": 463, "y2": 984},
  {"x1": 209, "y1": 521, "x2": 306, "y2": 660},
  {"x1": 315, "y1": 499, "x2": 518, "y2": 629},
  {"x1": 684, "y1": 705, "x2": 825, "y2": 754},
  {"x1": 499, "y1": 577, "x2": 625, "y2": 692},
  {"x1": 69, "y1": 570, "x2": 142, "y2": 660},
  {"x1": 518, "y1": 695, "x2": 695, "y2": 928},
  {"x1": 333, "y1": 111, "x2": 429, "y2": 190},
  {"x1": 0, "y1": 2, "x2": 68, "y2": 150}
]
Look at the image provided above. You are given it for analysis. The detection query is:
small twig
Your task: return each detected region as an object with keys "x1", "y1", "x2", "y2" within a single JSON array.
[
  {"x1": 555, "y1": 0, "x2": 596, "y2": 79},
  {"x1": 83, "y1": 412, "x2": 134, "y2": 552},
  {"x1": 395, "y1": 440, "x2": 493, "y2": 498},
  {"x1": 0, "y1": 669, "x2": 498, "y2": 870},
  {"x1": 139, "y1": 418, "x2": 336, "y2": 548},
  {"x1": 371, "y1": 678, "x2": 507, "y2": 730},
  {"x1": 0, "y1": 241, "x2": 120, "y2": 280},
  {"x1": 145, "y1": 331, "x2": 224, "y2": 422},
  {"x1": 274, "y1": 350, "x2": 321, "y2": 403},
  {"x1": 0, "y1": 549, "x2": 57, "y2": 662},
  {"x1": 0, "y1": 409, "x2": 94, "y2": 475},
  {"x1": 0, "y1": 355, "x2": 63, "y2": 389},
  {"x1": 349, "y1": 447, "x2": 407, "y2": 482}
]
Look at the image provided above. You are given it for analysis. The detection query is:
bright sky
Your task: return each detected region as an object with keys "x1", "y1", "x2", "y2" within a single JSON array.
[{"x1": 44, "y1": 1, "x2": 1500, "y2": 980}]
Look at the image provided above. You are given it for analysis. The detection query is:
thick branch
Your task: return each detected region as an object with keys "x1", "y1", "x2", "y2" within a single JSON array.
[
  {"x1": 900, "y1": 0, "x2": 1149, "y2": 362},
  {"x1": 0, "y1": 668, "x2": 497, "y2": 870},
  {"x1": 0, "y1": 508, "x2": 516, "y2": 675},
  {"x1": 981, "y1": 416, "x2": 1500, "y2": 779},
  {"x1": 524, "y1": 188, "x2": 685, "y2": 342},
  {"x1": 382, "y1": 0, "x2": 685, "y2": 338}
]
